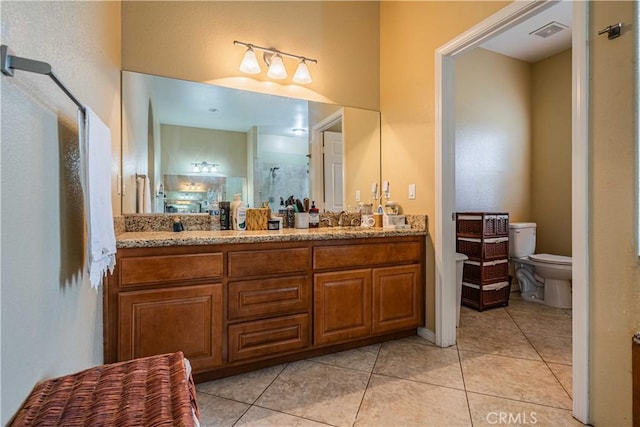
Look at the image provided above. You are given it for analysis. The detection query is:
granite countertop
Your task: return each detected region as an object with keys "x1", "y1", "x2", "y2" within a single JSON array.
[{"x1": 116, "y1": 227, "x2": 427, "y2": 249}]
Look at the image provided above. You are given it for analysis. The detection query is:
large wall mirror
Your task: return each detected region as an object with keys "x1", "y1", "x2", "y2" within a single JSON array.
[{"x1": 121, "y1": 71, "x2": 381, "y2": 215}]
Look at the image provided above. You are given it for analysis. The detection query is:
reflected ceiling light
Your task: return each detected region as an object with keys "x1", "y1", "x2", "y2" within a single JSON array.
[
  {"x1": 292, "y1": 128, "x2": 306, "y2": 136},
  {"x1": 234, "y1": 40, "x2": 317, "y2": 85},
  {"x1": 239, "y1": 47, "x2": 261, "y2": 74}
]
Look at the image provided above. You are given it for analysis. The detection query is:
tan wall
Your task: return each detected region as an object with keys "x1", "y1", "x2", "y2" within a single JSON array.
[
  {"x1": 531, "y1": 49, "x2": 572, "y2": 256},
  {"x1": 160, "y1": 125, "x2": 248, "y2": 177},
  {"x1": 590, "y1": 2, "x2": 640, "y2": 425},
  {"x1": 343, "y1": 107, "x2": 381, "y2": 210},
  {"x1": 455, "y1": 48, "x2": 532, "y2": 221},
  {"x1": 122, "y1": 1, "x2": 380, "y2": 110},
  {"x1": 380, "y1": 1, "x2": 508, "y2": 330},
  {"x1": 0, "y1": 2, "x2": 121, "y2": 422}
]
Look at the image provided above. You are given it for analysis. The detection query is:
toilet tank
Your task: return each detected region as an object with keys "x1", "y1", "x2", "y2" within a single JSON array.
[{"x1": 509, "y1": 222, "x2": 537, "y2": 258}]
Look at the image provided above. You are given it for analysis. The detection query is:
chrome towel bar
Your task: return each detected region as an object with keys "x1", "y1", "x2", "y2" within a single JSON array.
[{"x1": 1, "y1": 44, "x2": 86, "y2": 115}]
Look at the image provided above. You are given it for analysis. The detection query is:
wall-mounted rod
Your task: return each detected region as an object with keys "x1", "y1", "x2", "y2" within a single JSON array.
[
  {"x1": 1, "y1": 44, "x2": 86, "y2": 115},
  {"x1": 135, "y1": 173, "x2": 147, "y2": 179},
  {"x1": 233, "y1": 40, "x2": 318, "y2": 64},
  {"x1": 598, "y1": 22, "x2": 622, "y2": 40}
]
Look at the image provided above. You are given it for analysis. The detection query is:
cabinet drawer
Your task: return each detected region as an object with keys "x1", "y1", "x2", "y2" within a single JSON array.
[
  {"x1": 228, "y1": 314, "x2": 310, "y2": 362},
  {"x1": 120, "y1": 253, "x2": 223, "y2": 287},
  {"x1": 228, "y1": 247, "x2": 310, "y2": 277},
  {"x1": 314, "y1": 242, "x2": 422, "y2": 270},
  {"x1": 228, "y1": 276, "x2": 311, "y2": 321}
]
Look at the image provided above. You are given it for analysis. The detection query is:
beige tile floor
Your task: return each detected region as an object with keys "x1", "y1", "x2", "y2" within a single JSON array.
[{"x1": 196, "y1": 293, "x2": 582, "y2": 426}]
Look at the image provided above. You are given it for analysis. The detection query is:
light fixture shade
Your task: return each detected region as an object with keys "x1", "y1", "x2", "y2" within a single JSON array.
[
  {"x1": 267, "y1": 54, "x2": 287, "y2": 80},
  {"x1": 239, "y1": 48, "x2": 261, "y2": 74},
  {"x1": 292, "y1": 60, "x2": 312, "y2": 84},
  {"x1": 192, "y1": 163, "x2": 201, "y2": 173}
]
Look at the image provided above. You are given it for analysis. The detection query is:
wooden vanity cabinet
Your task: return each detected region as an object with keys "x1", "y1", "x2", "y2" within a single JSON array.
[
  {"x1": 105, "y1": 235, "x2": 425, "y2": 379},
  {"x1": 226, "y1": 245, "x2": 312, "y2": 363},
  {"x1": 313, "y1": 240, "x2": 424, "y2": 346},
  {"x1": 105, "y1": 247, "x2": 225, "y2": 374}
]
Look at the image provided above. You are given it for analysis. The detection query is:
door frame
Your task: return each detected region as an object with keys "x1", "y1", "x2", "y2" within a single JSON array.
[
  {"x1": 310, "y1": 109, "x2": 344, "y2": 211},
  {"x1": 434, "y1": 0, "x2": 589, "y2": 423}
]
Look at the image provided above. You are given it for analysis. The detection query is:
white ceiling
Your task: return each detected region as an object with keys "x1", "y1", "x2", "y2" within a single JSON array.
[
  {"x1": 146, "y1": 74, "x2": 310, "y2": 137},
  {"x1": 480, "y1": 0, "x2": 572, "y2": 63}
]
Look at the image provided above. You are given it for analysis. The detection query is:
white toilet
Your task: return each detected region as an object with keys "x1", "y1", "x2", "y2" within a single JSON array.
[{"x1": 509, "y1": 222, "x2": 572, "y2": 309}]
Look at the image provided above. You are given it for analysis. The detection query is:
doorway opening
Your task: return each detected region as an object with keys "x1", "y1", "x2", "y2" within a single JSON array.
[{"x1": 434, "y1": 1, "x2": 589, "y2": 423}]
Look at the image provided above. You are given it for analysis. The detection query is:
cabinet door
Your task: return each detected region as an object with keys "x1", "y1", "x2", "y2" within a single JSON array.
[
  {"x1": 314, "y1": 269, "x2": 371, "y2": 345},
  {"x1": 118, "y1": 283, "x2": 222, "y2": 373},
  {"x1": 373, "y1": 264, "x2": 422, "y2": 333}
]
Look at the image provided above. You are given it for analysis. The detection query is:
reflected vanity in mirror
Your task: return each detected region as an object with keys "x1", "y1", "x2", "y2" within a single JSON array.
[{"x1": 121, "y1": 71, "x2": 381, "y2": 215}]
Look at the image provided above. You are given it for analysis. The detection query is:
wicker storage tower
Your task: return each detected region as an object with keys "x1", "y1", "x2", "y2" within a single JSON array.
[{"x1": 456, "y1": 212, "x2": 511, "y2": 311}]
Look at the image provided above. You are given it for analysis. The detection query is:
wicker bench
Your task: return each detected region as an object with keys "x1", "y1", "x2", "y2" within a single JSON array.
[{"x1": 10, "y1": 352, "x2": 199, "y2": 426}]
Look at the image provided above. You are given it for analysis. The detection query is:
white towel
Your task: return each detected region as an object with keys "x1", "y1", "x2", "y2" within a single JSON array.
[
  {"x1": 136, "y1": 176, "x2": 152, "y2": 213},
  {"x1": 79, "y1": 106, "x2": 116, "y2": 288},
  {"x1": 143, "y1": 176, "x2": 152, "y2": 213}
]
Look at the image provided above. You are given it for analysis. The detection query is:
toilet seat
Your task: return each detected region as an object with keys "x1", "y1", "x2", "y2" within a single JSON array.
[{"x1": 529, "y1": 253, "x2": 572, "y2": 265}]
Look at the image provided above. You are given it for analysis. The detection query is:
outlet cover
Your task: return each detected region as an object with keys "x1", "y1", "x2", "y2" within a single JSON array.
[{"x1": 409, "y1": 184, "x2": 416, "y2": 200}]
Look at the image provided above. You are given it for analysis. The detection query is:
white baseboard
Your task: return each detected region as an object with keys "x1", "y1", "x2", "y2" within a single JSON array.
[{"x1": 417, "y1": 327, "x2": 436, "y2": 344}]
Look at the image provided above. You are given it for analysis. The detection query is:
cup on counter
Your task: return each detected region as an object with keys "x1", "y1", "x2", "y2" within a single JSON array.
[
  {"x1": 373, "y1": 213, "x2": 383, "y2": 228},
  {"x1": 295, "y1": 212, "x2": 309, "y2": 229}
]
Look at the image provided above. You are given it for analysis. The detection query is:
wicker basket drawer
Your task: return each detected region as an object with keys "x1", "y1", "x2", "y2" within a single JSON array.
[
  {"x1": 456, "y1": 213, "x2": 509, "y2": 237},
  {"x1": 461, "y1": 280, "x2": 511, "y2": 311},
  {"x1": 120, "y1": 253, "x2": 223, "y2": 287},
  {"x1": 462, "y1": 259, "x2": 509, "y2": 285},
  {"x1": 228, "y1": 276, "x2": 311, "y2": 321},
  {"x1": 457, "y1": 237, "x2": 509, "y2": 261},
  {"x1": 228, "y1": 314, "x2": 310, "y2": 362}
]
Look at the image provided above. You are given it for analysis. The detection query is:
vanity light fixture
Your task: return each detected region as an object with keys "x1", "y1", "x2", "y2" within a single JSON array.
[
  {"x1": 191, "y1": 161, "x2": 219, "y2": 174},
  {"x1": 292, "y1": 128, "x2": 306, "y2": 136},
  {"x1": 266, "y1": 54, "x2": 287, "y2": 80},
  {"x1": 234, "y1": 40, "x2": 317, "y2": 84},
  {"x1": 239, "y1": 47, "x2": 261, "y2": 74},
  {"x1": 292, "y1": 60, "x2": 312, "y2": 84}
]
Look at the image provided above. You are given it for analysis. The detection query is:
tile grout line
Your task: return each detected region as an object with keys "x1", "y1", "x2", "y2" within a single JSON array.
[
  {"x1": 351, "y1": 343, "x2": 383, "y2": 425},
  {"x1": 230, "y1": 363, "x2": 289, "y2": 427},
  {"x1": 456, "y1": 340, "x2": 475, "y2": 427},
  {"x1": 503, "y1": 306, "x2": 574, "y2": 403}
]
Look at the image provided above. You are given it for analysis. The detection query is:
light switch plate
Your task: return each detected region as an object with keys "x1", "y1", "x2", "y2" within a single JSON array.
[
  {"x1": 409, "y1": 184, "x2": 416, "y2": 200},
  {"x1": 355, "y1": 190, "x2": 361, "y2": 202}
]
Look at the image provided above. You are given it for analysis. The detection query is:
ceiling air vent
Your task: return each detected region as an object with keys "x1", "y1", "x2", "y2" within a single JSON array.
[{"x1": 529, "y1": 21, "x2": 568, "y2": 38}]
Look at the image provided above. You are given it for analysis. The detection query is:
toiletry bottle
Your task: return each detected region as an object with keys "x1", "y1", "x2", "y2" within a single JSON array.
[
  {"x1": 236, "y1": 205, "x2": 247, "y2": 231},
  {"x1": 232, "y1": 194, "x2": 247, "y2": 231},
  {"x1": 210, "y1": 200, "x2": 221, "y2": 231},
  {"x1": 309, "y1": 201, "x2": 320, "y2": 228},
  {"x1": 219, "y1": 201, "x2": 230, "y2": 230},
  {"x1": 231, "y1": 193, "x2": 242, "y2": 230},
  {"x1": 286, "y1": 204, "x2": 295, "y2": 229}
]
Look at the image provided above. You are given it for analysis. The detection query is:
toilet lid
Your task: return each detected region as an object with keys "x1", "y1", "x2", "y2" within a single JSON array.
[{"x1": 529, "y1": 253, "x2": 572, "y2": 265}]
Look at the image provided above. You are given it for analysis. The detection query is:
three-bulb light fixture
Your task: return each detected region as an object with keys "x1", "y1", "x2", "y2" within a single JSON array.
[
  {"x1": 192, "y1": 161, "x2": 219, "y2": 173},
  {"x1": 234, "y1": 40, "x2": 317, "y2": 84}
]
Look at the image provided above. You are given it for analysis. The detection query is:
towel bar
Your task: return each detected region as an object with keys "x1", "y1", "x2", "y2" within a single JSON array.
[{"x1": 1, "y1": 44, "x2": 86, "y2": 115}]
